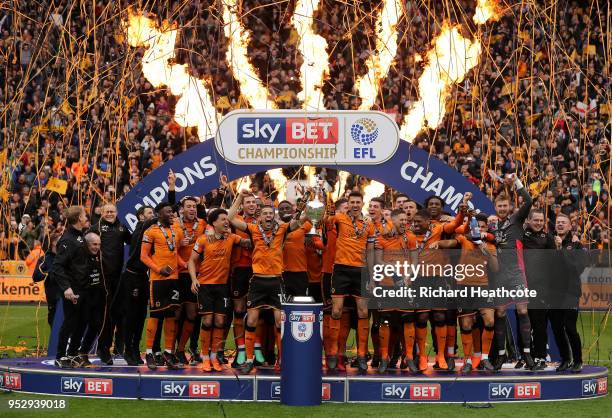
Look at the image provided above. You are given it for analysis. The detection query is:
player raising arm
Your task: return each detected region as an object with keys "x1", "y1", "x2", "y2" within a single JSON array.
[{"x1": 228, "y1": 190, "x2": 309, "y2": 374}]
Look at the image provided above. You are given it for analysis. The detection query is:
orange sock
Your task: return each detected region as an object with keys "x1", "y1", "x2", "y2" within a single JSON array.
[
  {"x1": 212, "y1": 327, "x2": 225, "y2": 355},
  {"x1": 481, "y1": 327, "x2": 494, "y2": 357},
  {"x1": 338, "y1": 311, "x2": 351, "y2": 355},
  {"x1": 472, "y1": 328, "x2": 482, "y2": 354},
  {"x1": 403, "y1": 322, "x2": 415, "y2": 360},
  {"x1": 446, "y1": 323, "x2": 456, "y2": 357},
  {"x1": 416, "y1": 326, "x2": 427, "y2": 358},
  {"x1": 164, "y1": 318, "x2": 177, "y2": 351},
  {"x1": 328, "y1": 317, "x2": 340, "y2": 356},
  {"x1": 435, "y1": 325, "x2": 447, "y2": 359},
  {"x1": 200, "y1": 326, "x2": 212, "y2": 356},
  {"x1": 177, "y1": 320, "x2": 193, "y2": 352},
  {"x1": 460, "y1": 329, "x2": 473, "y2": 358},
  {"x1": 146, "y1": 317, "x2": 159, "y2": 349},
  {"x1": 245, "y1": 325, "x2": 256, "y2": 361},
  {"x1": 323, "y1": 314, "x2": 331, "y2": 355},
  {"x1": 379, "y1": 323, "x2": 390, "y2": 360},
  {"x1": 357, "y1": 318, "x2": 369, "y2": 357},
  {"x1": 234, "y1": 316, "x2": 245, "y2": 347}
]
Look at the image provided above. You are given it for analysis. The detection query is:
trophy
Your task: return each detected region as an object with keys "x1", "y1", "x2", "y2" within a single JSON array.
[{"x1": 305, "y1": 176, "x2": 326, "y2": 237}]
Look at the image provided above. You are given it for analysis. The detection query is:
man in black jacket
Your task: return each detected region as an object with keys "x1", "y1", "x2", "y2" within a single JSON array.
[
  {"x1": 523, "y1": 209, "x2": 557, "y2": 370},
  {"x1": 73, "y1": 232, "x2": 106, "y2": 367},
  {"x1": 90, "y1": 203, "x2": 131, "y2": 364},
  {"x1": 491, "y1": 174, "x2": 535, "y2": 370},
  {"x1": 33, "y1": 232, "x2": 62, "y2": 327},
  {"x1": 551, "y1": 213, "x2": 585, "y2": 373},
  {"x1": 52, "y1": 206, "x2": 90, "y2": 368},
  {"x1": 121, "y1": 205, "x2": 155, "y2": 365}
]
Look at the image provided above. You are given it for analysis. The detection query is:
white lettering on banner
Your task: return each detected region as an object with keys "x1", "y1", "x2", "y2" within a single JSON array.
[
  {"x1": 125, "y1": 156, "x2": 218, "y2": 230},
  {"x1": 400, "y1": 161, "x2": 472, "y2": 212}
]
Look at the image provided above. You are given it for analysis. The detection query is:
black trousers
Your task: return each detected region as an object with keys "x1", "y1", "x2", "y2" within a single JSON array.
[
  {"x1": 44, "y1": 279, "x2": 62, "y2": 327},
  {"x1": 56, "y1": 288, "x2": 103, "y2": 358},
  {"x1": 78, "y1": 287, "x2": 106, "y2": 354},
  {"x1": 121, "y1": 270, "x2": 149, "y2": 355},
  {"x1": 549, "y1": 308, "x2": 582, "y2": 363},
  {"x1": 98, "y1": 274, "x2": 125, "y2": 354},
  {"x1": 529, "y1": 308, "x2": 549, "y2": 359}
]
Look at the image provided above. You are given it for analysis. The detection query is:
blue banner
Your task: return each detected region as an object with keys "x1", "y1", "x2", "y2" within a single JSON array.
[{"x1": 117, "y1": 139, "x2": 494, "y2": 231}]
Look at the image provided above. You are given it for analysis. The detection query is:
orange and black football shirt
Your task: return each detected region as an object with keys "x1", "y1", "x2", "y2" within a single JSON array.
[
  {"x1": 283, "y1": 221, "x2": 312, "y2": 272},
  {"x1": 331, "y1": 213, "x2": 376, "y2": 267},
  {"x1": 247, "y1": 223, "x2": 290, "y2": 276},
  {"x1": 193, "y1": 233, "x2": 242, "y2": 284},
  {"x1": 141, "y1": 223, "x2": 185, "y2": 281},
  {"x1": 174, "y1": 218, "x2": 207, "y2": 273}
]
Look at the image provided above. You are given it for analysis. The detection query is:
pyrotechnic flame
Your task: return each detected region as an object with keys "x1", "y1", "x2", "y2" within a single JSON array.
[
  {"x1": 222, "y1": 0, "x2": 276, "y2": 109},
  {"x1": 399, "y1": 24, "x2": 482, "y2": 142},
  {"x1": 357, "y1": 0, "x2": 403, "y2": 110},
  {"x1": 125, "y1": 12, "x2": 218, "y2": 139},
  {"x1": 267, "y1": 168, "x2": 288, "y2": 202},
  {"x1": 236, "y1": 175, "x2": 251, "y2": 192},
  {"x1": 473, "y1": 0, "x2": 500, "y2": 25},
  {"x1": 292, "y1": 0, "x2": 329, "y2": 110},
  {"x1": 363, "y1": 180, "x2": 385, "y2": 211}
]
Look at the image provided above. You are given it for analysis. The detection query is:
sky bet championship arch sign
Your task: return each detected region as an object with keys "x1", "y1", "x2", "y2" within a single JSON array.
[{"x1": 117, "y1": 110, "x2": 493, "y2": 229}]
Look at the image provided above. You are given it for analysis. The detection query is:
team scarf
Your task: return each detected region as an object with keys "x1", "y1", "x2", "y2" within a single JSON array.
[
  {"x1": 157, "y1": 222, "x2": 176, "y2": 252},
  {"x1": 349, "y1": 213, "x2": 369, "y2": 238},
  {"x1": 178, "y1": 216, "x2": 196, "y2": 243},
  {"x1": 258, "y1": 221, "x2": 280, "y2": 247},
  {"x1": 415, "y1": 228, "x2": 432, "y2": 252}
]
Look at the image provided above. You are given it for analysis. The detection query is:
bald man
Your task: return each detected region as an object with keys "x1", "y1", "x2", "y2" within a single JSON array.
[{"x1": 90, "y1": 203, "x2": 131, "y2": 364}]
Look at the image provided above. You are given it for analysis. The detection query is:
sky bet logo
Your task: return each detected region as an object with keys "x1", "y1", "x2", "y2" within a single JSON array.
[
  {"x1": 61, "y1": 377, "x2": 112, "y2": 395},
  {"x1": 0, "y1": 372, "x2": 21, "y2": 390},
  {"x1": 237, "y1": 117, "x2": 338, "y2": 144},
  {"x1": 489, "y1": 383, "x2": 541, "y2": 400},
  {"x1": 381, "y1": 383, "x2": 441, "y2": 400},
  {"x1": 161, "y1": 381, "x2": 220, "y2": 398},
  {"x1": 582, "y1": 378, "x2": 607, "y2": 397}
]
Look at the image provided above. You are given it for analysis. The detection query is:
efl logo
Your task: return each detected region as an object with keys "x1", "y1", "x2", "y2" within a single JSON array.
[
  {"x1": 0, "y1": 372, "x2": 21, "y2": 390},
  {"x1": 270, "y1": 382, "x2": 330, "y2": 400},
  {"x1": 237, "y1": 117, "x2": 338, "y2": 144},
  {"x1": 381, "y1": 383, "x2": 440, "y2": 400},
  {"x1": 160, "y1": 381, "x2": 220, "y2": 398},
  {"x1": 61, "y1": 377, "x2": 113, "y2": 395},
  {"x1": 350, "y1": 118, "x2": 379, "y2": 159},
  {"x1": 582, "y1": 378, "x2": 608, "y2": 397},
  {"x1": 489, "y1": 383, "x2": 541, "y2": 400}
]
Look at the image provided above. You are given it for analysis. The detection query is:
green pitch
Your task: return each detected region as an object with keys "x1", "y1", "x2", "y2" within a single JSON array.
[{"x1": 0, "y1": 305, "x2": 610, "y2": 417}]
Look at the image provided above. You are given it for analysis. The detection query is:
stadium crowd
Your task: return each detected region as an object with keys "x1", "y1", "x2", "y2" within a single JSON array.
[
  {"x1": 1, "y1": 0, "x2": 610, "y2": 260},
  {"x1": 0, "y1": 0, "x2": 608, "y2": 372}
]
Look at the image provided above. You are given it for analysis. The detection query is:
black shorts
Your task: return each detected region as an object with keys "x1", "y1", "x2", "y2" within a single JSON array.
[
  {"x1": 307, "y1": 282, "x2": 323, "y2": 303},
  {"x1": 282, "y1": 271, "x2": 309, "y2": 297},
  {"x1": 178, "y1": 272, "x2": 198, "y2": 304},
  {"x1": 322, "y1": 272, "x2": 332, "y2": 309},
  {"x1": 331, "y1": 264, "x2": 365, "y2": 298},
  {"x1": 197, "y1": 284, "x2": 230, "y2": 315},
  {"x1": 231, "y1": 266, "x2": 253, "y2": 299},
  {"x1": 247, "y1": 275, "x2": 282, "y2": 310},
  {"x1": 149, "y1": 280, "x2": 180, "y2": 313}
]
